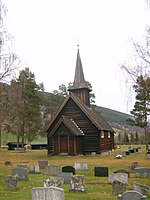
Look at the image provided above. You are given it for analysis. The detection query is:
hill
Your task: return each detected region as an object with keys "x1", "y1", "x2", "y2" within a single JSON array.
[{"x1": 94, "y1": 105, "x2": 132, "y2": 125}]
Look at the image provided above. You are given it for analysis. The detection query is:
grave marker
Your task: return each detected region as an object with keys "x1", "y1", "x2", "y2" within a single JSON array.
[
  {"x1": 6, "y1": 176, "x2": 18, "y2": 190},
  {"x1": 94, "y1": 167, "x2": 108, "y2": 177},
  {"x1": 32, "y1": 187, "x2": 64, "y2": 200},
  {"x1": 62, "y1": 166, "x2": 75, "y2": 175},
  {"x1": 118, "y1": 190, "x2": 147, "y2": 200},
  {"x1": 12, "y1": 167, "x2": 28, "y2": 180},
  {"x1": 70, "y1": 175, "x2": 86, "y2": 192},
  {"x1": 112, "y1": 179, "x2": 126, "y2": 195},
  {"x1": 74, "y1": 162, "x2": 88, "y2": 170}
]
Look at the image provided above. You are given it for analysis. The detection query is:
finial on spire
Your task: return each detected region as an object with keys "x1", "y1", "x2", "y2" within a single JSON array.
[{"x1": 77, "y1": 37, "x2": 79, "y2": 50}]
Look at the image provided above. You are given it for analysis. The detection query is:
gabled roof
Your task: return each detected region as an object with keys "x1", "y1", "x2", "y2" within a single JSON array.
[
  {"x1": 46, "y1": 93, "x2": 114, "y2": 133},
  {"x1": 50, "y1": 116, "x2": 84, "y2": 136}
]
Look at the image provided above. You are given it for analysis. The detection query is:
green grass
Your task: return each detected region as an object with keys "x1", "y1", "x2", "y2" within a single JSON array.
[{"x1": 0, "y1": 145, "x2": 150, "y2": 200}]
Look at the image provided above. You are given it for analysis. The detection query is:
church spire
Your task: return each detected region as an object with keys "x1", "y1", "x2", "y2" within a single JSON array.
[
  {"x1": 68, "y1": 46, "x2": 91, "y2": 107},
  {"x1": 74, "y1": 48, "x2": 85, "y2": 86}
]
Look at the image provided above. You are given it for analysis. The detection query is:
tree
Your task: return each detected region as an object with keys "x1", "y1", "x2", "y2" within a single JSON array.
[
  {"x1": 0, "y1": 1, "x2": 21, "y2": 82},
  {"x1": 53, "y1": 81, "x2": 96, "y2": 104},
  {"x1": 131, "y1": 75, "x2": 150, "y2": 150},
  {"x1": 9, "y1": 68, "x2": 44, "y2": 147},
  {"x1": 0, "y1": 1, "x2": 21, "y2": 147}
]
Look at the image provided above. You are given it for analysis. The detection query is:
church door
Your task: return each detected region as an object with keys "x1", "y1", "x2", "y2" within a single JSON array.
[{"x1": 60, "y1": 135, "x2": 68, "y2": 153}]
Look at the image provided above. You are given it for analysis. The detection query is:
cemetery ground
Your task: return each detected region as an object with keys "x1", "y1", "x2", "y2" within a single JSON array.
[{"x1": 0, "y1": 145, "x2": 150, "y2": 200}]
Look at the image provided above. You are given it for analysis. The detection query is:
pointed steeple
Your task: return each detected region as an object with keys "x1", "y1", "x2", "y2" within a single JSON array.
[
  {"x1": 74, "y1": 48, "x2": 85, "y2": 85},
  {"x1": 68, "y1": 46, "x2": 91, "y2": 107}
]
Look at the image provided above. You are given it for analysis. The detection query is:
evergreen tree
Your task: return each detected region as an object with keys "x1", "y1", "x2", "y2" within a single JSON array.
[
  {"x1": 10, "y1": 68, "x2": 44, "y2": 146},
  {"x1": 131, "y1": 75, "x2": 150, "y2": 150}
]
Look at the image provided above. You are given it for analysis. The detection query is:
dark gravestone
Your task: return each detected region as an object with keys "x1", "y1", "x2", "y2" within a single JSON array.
[
  {"x1": 62, "y1": 166, "x2": 75, "y2": 175},
  {"x1": 129, "y1": 149, "x2": 134, "y2": 153},
  {"x1": 5, "y1": 161, "x2": 12, "y2": 166},
  {"x1": 125, "y1": 151, "x2": 130, "y2": 156},
  {"x1": 94, "y1": 167, "x2": 108, "y2": 177}
]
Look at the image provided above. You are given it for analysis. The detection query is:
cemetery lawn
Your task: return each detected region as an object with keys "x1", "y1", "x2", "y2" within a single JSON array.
[{"x1": 0, "y1": 145, "x2": 150, "y2": 200}]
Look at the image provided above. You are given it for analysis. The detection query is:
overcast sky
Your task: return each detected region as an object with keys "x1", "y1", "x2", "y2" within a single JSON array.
[{"x1": 4, "y1": 0, "x2": 150, "y2": 114}]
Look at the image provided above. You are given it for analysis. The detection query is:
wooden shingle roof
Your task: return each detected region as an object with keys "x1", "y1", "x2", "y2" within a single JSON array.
[{"x1": 46, "y1": 93, "x2": 114, "y2": 133}]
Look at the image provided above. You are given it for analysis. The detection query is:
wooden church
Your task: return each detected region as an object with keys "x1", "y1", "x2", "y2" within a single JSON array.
[{"x1": 47, "y1": 48, "x2": 114, "y2": 155}]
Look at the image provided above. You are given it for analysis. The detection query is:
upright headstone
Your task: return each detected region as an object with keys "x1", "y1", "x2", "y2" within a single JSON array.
[
  {"x1": 6, "y1": 176, "x2": 18, "y2": 190},
  {"x1": 32, "y1": 187, "x2": 64, "y2": 200},
  {"x1": 109, "y1": 173, "x2": 128, "y2": 184},
  {"x1": 57, "y1": 172, "x2": 73, "y2": 184},
  {"x1": 134, "y1": 168, "x2": 150, "y2": 178},
  {"x1": 29, "y1": 164, "x2": 35, "y2": 174},
  {"x1": 74, "y1": 162, "x2": 88, "y2": 170},
  {"x1": 94, "y1": 167, "x2": 108, "y2": 177},
  {"x1": 125, "y1": 151, "x2": 130, "y2": 156},
  {"x1": 45, "y1": 165, "x2": 60, "y2": 176},
  {"x1": 38, "y1": 160, "x2": 48, "y2": 169},
  {"x1": 70, "y1": 175, "x2": 86, "y2": 192},
  {"x1": 35, "y1": 165, "x2": 41, "y2": 174},
  {"x1": 118, "y1": 190, "x2": 147, "y2": 200},
  {"x1": 112, "y1": 179, "x2": 126, "y2": 195},
  {"x1": 43, "y1": 177, "x2": 64, "y2": 187},
  {"x1": 12, "y1": 167, "x2": 28, "y2": 180},
  {"x1": 132, "y1": 182, "x2": 150, "y2": 195},
  {"x1": 5, "y1": 161, "x2": 12, "y2": 166},
  {"x1": 62, "y1": 166, "x2": 75, "y2": 175}
]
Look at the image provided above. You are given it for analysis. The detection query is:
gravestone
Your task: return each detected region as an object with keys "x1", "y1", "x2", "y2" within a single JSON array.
[
  {"x1": 91, "y1": 152, "x2": 96, "y2": 156},
  {"x1": 45, "y1": 165, "x2": 60, "y2": 176},
  {"x1": 112, "y1": 179, "x2": 126, "y2": 195},
  {"x1": 134, "y1": 168, "x2": 150, "y2": 178},
  {"x1": 74, "y1": 162, "x2": 88, "y2": 170},
  {"x1": 6, "y1": 176, "x2": 18, "y2": 190},
  {"x1": 29, "y1": 164, "x2": 35, "y2": 174},
  {"x1": 38, "y1": 160, "x2": 48, "y2": 169},
  {"x1": 146, "y1": 154, "x2": 150, "y2": 160},
  {"x1": 132, "y1": 182, "x2": 150, "y2": 195},
  {"x1": 125, "y1": 151, "x2": 130, "y2": 156},
  {"x1": 17, "y1": 164, "x2": 27, "y2": 168},
  {"x1": 129, "y1": 162, "x2": 138, "y2": 171},
  {"x1": 62, "y1": 166, "x2": 75, "y2": 175},
  {"x1": 43, "y1": 177, "x2": 64, "y2": 187},
  {"x1": 129, "y1": 149, "x2": 134, "y2": 153},
  {"x1": 32, "y1": 187, "x2": 64, "y2": 200},
  {"x1": 58, "y1": 172, "x2": 73, "y2": 184},
  {"x1": 35, "y1": 165, "x2": 41, "y2": 174},
  {"x1": 70, "y1": 175, "x2": 86, "y2": 192},
  {"x1": 12, "y1": 167, "x2": 28, "y2": 180},
  {"x1": 109, "y1": 173, "x2": 128, "y2": 184},
  {"x1": 5, "y1": 161, "x2": 12, "y2": 166},
  {"x1": 114, "y1": 169, "x2": 130, "y2": 177},
  {"x1": 118, "y1": 190, "x2": 147, "y2": 200},
  {"x1": 94, "y1": 167, "x2": 108, "y2": 177}
]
